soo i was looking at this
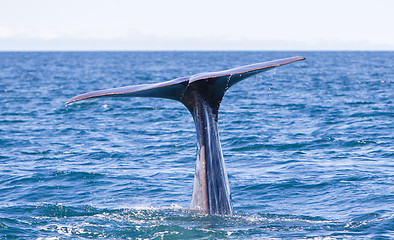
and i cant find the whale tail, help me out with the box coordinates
[66,57,305,107]
[66,56,305,215]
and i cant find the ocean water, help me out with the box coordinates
[0,51,393,239]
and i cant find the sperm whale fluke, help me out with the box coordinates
[66,56,305,215]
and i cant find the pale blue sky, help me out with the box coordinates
[1,0,393,50]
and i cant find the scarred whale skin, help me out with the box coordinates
[66,56,305,215]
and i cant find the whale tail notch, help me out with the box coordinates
[66,56,305,216]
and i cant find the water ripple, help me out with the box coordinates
[0,51,393,239]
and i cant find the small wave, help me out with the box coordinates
[1,203,392,239]
[341,139,377,147]
[349,111,393,118]
[345,101,375,106]
[230,142,309,152]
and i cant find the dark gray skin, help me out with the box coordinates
[66,56,305,216]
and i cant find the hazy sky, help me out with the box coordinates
[1,0,393,50]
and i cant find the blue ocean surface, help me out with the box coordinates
[0,51,393,239]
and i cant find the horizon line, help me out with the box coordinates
[1,49,393,52]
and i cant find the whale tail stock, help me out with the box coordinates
[66,56,305,215]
